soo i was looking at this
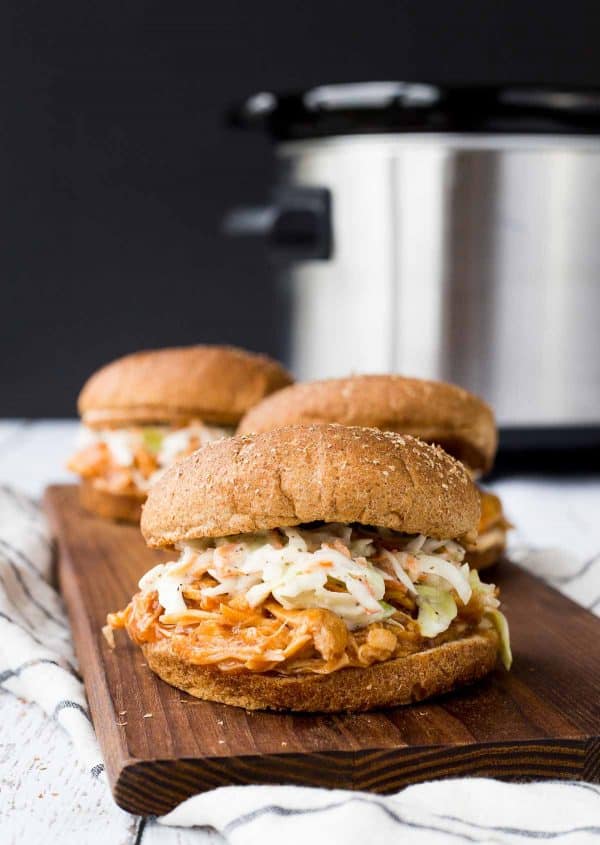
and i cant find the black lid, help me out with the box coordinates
[230,82,600,140]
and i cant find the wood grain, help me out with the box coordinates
[45,484,600,816]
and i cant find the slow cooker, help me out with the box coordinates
[225,82,600,444]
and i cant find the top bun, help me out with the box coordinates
[78,345,292,427]
[141,423,480,548]
[238,375,496,474]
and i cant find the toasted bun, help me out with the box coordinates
[78,345,292,427]
[79,479,143,523]
[141,424,480,548]
[142,631,498,711]
[238,375,497,474]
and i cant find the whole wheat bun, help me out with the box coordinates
[141,424,480,548]
[79,478,144,523]
[142,631,498,712]
[238,375,497,474]
[78,345,292,428]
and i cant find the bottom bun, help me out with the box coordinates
[142,632,498,712]
[79,478,144,523]
[465,543,505,571]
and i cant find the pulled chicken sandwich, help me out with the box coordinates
[106,424,511,711]
[68,345,292,521]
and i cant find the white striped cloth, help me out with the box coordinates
[161,780,600,843]
[0,486,104,778]
[2,480,600,845]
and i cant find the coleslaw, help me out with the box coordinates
[71,421,233,492]
[135,522,511,666]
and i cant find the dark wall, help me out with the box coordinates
[5,0,600,415]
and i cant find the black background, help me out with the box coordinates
[5,0,600,416]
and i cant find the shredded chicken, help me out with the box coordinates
[69,442,112,479]
[68,441,157,495]
[107,522,504,675]
[68,422,231,495]
[108,579,478,675]
[356,625,398,664]
[478,489,512,534]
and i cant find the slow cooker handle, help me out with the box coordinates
[223,186,331,260]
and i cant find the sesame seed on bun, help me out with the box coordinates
[141,423,480,548]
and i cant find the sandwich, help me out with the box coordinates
[106,424,511,712]
[68,345,292,521]
[238,375,511,569]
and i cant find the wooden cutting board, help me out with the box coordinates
[45,484,600,816]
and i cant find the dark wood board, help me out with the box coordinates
[45,484,600,816]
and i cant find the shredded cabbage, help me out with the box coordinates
[380,549,417,595]
[415,555,472,604]
[415,585,458,637]
[142,428,164,454]
[103,430,136,467]
[241,534,390,629]
[72,422,233,494]
[136,523,509,658]
[469,569,500,610]
[486,608,512,670]
[79,422,232,479]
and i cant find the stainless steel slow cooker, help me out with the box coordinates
[225,83,600,437]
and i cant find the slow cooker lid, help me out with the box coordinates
[231,82,600,140]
